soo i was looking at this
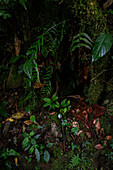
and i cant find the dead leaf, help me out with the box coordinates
[72,121,79,128]
[14,157,19,166]
[24,120,32,125]
[93,118,101,134]
[95,144,104,150]
[87,107,93,115]
[22,124,26,132]
[76,130,83,136]
[49,112,56,115]
[11,112,24,119]
[33,82,45,89]
[105,135,112,140]
[14,33,21,56]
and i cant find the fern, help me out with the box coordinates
[41,64,53,96]
[19,21,66,91]
[68,154,81,168]
[70,32,92,54]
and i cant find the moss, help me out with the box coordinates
[6,64,24,89]
[89,79,104,104]
[51,150,74,170]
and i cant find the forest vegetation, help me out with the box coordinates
[0,0,113,169]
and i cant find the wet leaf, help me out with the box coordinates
[34,134,41,139]
[35,148,40,162]
[22,137,29,149]
[44,150,50,163]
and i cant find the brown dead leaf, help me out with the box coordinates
[105,135,112,140]
[33,82,45,89]
[24,120,33,125]
[49,112,56,115]
[95,144,104,150]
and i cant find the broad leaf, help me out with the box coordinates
[43,98,51,103]
[30,115,36,123]
[44,150,50,163]
[92,33,113,62]
[52,92,58,101]
[46,143,54,148]
[35,148,40,162]
[31,138,36,145]
[34,134,41,139]
[22,137,29,149]
[30,131,35,137]
[29,147,34,154]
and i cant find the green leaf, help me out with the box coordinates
[19,0,27,10]
[79,37,92,46]
[43,103,51,108]
[55,101,60,108]
[92,33,113,62]
[31,138,36,145]
[24,143,31,151]
[44,150,50,163]
[22,132,29,138]
[29,147,34,154]
[46,143,54,148]
[22,137,29,149]
[35,148,40,162]
[9,149,20,156]
[43,98,51,103]
[52,92,58,101]
[61,99,67,107]
[36,125,43,129]
[30,131,35,137]
[9,55,20,64]
[34,134,41,139]
[30,115,36,123]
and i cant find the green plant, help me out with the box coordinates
[70,32,92,54]
[0,148,19,169]
[68,154,81,168]
[43,92,60,110]
[92,33,113,62]
[41,64,53,96]
[59,99,71,115]
[22,115,51,163]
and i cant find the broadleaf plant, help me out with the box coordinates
[92,33,113,62]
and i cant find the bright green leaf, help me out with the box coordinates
[30,115,36,123]
[30,131,35,137]
[29,147,34,154]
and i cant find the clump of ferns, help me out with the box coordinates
[19,21,66,99]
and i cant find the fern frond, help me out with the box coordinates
[70,32,93,54]
[69,154,81,168]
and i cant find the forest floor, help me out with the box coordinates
[0,88,113,170]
